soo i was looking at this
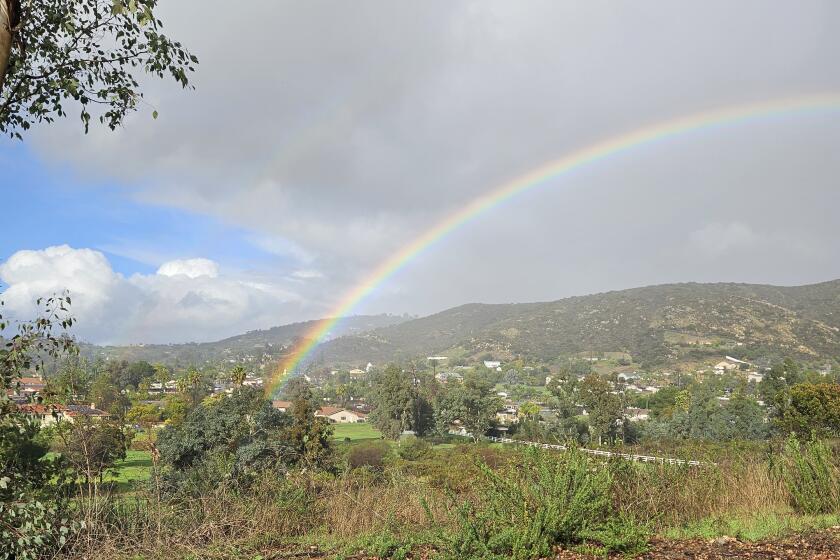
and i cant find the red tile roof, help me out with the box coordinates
[16,403,66,415]
[316,406,344,417]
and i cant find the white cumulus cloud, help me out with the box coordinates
[0,246,307,345]
[157,258,219,278]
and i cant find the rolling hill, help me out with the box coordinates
[305,280,840,367]
[80,314,411,367]
[80,280,840,369]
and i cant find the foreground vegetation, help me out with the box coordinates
[3,301,839,560]
[51,435,840,560]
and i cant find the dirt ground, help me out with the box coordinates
[555,526,840,559]
[259,527,840,559]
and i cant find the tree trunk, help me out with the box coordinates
[0,0,17,92]
[0,3,11,92]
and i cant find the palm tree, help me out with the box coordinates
[230,365,247,387]
[335,383,348,407]
[186,367,201,389]
[519,401,541,421]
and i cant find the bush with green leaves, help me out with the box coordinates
[347,441,390,471]
[1,297,78,559]
[397,436,432,461]
[776,435,839,514]
[579,512,650,556]
[156,386,335,495]
[442,446,624,560]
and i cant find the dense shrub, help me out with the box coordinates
[579,512,651,556]
[776,435,840,514]
[397,436,432,461]
[441,446,621,560]
[347,441,390,471]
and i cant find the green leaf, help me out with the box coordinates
[152,110,159,120]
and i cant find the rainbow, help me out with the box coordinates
[267,93,840,396]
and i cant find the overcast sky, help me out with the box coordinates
[3,1,840,344]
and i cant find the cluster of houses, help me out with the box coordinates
[145,374,265,396]
[6,375,110,425]
[14,403,110,426]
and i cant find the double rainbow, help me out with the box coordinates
[267,93,840,396]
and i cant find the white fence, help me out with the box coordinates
[485,436,708,467]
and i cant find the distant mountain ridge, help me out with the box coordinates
[304,280,840,367]
[81,280,840,369]
[80,314,411,366]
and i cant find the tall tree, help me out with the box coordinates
[760,359,803,403]
[285,382,333,470]
[579,374,623,445]
[1,0,196,138]
[369,364,415,440]
[435,370,500,442]
[55,417,127,488]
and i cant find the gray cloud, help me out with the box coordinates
[25,0,840,336]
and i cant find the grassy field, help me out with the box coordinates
[331,422,382,441]
[105,450,153,492]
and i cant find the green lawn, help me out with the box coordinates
[105,450,153,492]
[331,422,382,441]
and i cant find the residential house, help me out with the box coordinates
[16,403,109,425]
[65,404,110,421]
[725,356,750,366]
[625,407,650,422]
[242,377,263,388]
[16,403,68,426]
[16,376,46,397]
[271,400,293,412]
[316,407,367,423]
[495,406,518,425]
[714,361,737,373]
[746,371,764,383]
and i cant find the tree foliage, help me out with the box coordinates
[1,0,197,138]
[369,364,416,440]
[435,370,500,441]
[156,386,334,492]
[579,374,623,445]
[0,297,77,559]
[774,383,840,438]
[284,382,333,470]
[54,416,128,485]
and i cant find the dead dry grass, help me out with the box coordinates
[64,445,827,559]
